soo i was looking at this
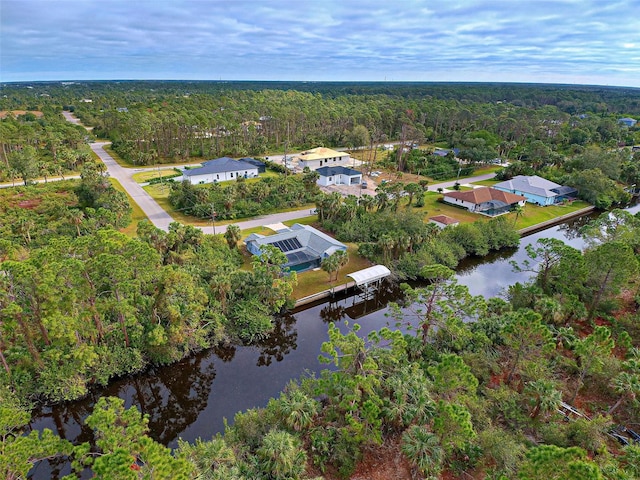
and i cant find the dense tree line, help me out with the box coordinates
[3,81,638,168]
[314,190,520,278]
[0,108,92,183]
[168,170,320,220]
[0,220,296,403]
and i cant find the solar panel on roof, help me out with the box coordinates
[272,237,302,253]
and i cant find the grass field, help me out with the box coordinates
[131,169,181,182]
[143,183,211,226]
[511,200,591,229]
[144,181,316,227]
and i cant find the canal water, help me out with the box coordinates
[27,206,637,478]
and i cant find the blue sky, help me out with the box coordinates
[2,0,639,87]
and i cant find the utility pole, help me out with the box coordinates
[283,121,290,177]
[210,203,216,235]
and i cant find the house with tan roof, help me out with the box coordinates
[442,187,526,216]
[429,215,460,228]
[294,147,351,171]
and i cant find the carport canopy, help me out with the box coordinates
[347,265,391,287]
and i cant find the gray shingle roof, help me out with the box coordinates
[493,175,564,198]
[183,157,257,176]
[245,224,346,267]
[316,166,362,177]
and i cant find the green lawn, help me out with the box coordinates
[144,182,317,227]
[470,179,499,187]
[103,145,212,170]
[143,183,211,226]
[132,169,181,183]
[411,191,489,224]
[511,201,591,229]
[291,243,373,300]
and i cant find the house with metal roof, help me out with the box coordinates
[493,175,577,206]
[182,157,259,184]
[619,118,637,128]
[442,187,526,216]
[294,147,351,171]
[316,166,363,187]
[245,224,347,272]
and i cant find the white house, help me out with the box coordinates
[182,157,259,184]
[294,147,351,171]
[316,166,363,187]
[429,215,459,229]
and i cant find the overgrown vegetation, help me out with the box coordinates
[2,80,640,479]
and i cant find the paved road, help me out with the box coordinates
[428,172,497,190]
[61,112,317,233]
[201,208,318,235]
[90,142,177,231]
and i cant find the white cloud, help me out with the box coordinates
[1,0,639,86]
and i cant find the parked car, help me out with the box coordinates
[361,181,368,189]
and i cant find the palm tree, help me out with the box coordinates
[321,254,339,283]
[512,203,525,227]
[401,426,444,478]
[358,193,375,213]
[223,224,241,250]
[333,250,349,281]
[524,379,562,420]
[257,430,307,480]
[608,371,640,415]
[278,389,318,432]
[66,208,85,237]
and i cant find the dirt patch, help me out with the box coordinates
[0,110,44,119]
[349,435,412,480]
[17,199,41,209]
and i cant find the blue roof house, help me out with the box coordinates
[619,118,637,127]
[245,224,347,273]
[493,175,577,206]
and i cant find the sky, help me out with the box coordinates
[2,0,640,87]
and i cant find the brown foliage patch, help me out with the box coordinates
[16,199,41,209]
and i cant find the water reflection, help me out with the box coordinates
[256,314,298,367]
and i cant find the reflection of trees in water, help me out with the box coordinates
[111,353,216,445]
[455,247,518,275]
[214,343,237,362]
[29,353,216,477]
[556,212,599,241]
[255,313,298,367]
[320,301,347,323]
